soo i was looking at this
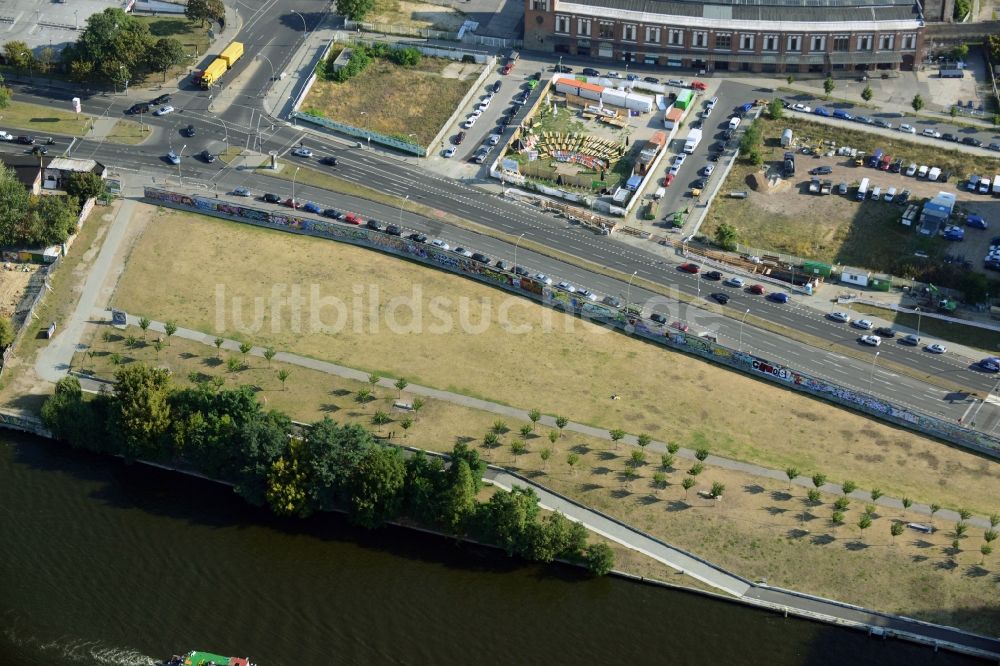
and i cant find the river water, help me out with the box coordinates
[0,432,987,666]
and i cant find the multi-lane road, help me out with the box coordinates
[4,11,999,437]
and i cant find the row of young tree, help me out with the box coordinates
[0,167,107,247]
[40,364,615,575]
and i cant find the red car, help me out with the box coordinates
[671,321,689,332]
[501,62,513,75]
[663,173,675,187]
[283,198,301,209]
[749,284,766,295]
[344,213,363,225]
[690,80,708,91]
[679,263,700,274]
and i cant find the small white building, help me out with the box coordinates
[839,266,871,287]
[43,157,106,191]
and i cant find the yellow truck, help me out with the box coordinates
[197,41,244,89]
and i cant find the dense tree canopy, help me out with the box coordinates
[0,166,31,246]
[65,172,108,201]
[62,8,155,83]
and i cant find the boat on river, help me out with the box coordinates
[164,650,256,666]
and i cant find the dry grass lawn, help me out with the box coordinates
[303,52,480,146]
[109,208,1000,517]
[73,328,1000,635]
[0,100,93,137]
[368,0,468,31]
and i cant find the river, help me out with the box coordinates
[0,432,988,666]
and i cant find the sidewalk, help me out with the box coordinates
[99,312,994,529]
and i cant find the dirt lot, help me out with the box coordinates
[701,114,1000,278]
[74,328,1000,635]
[368,0,468,31]
[109,208,1000,515]
[304,49,480,146]
[0,264,38,321]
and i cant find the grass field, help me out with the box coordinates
[303,52,479,146]
[110,208,1000,513]
[0,101,93,137]
[73,324,1000,634]
[135,16,210,85]
[105,119,150,145]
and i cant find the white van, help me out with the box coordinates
[994,175,1000,195]
[928,167,941,181]
[728,116,741,131]
[917,165,929,178]
[856,177,869,200]
[871,186,882,200]
[979,176,993,194]
[884,187,896,202]
[706,96,719,110]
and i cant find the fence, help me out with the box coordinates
[140,186,1000,459]
[344,20,457,42]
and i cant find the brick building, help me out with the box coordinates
[524,0,926,73]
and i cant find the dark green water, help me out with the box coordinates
[0,432,988,666]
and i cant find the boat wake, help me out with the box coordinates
[3,616,156,666]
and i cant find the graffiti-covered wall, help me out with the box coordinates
[142,187,1000,459]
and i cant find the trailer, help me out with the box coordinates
[196,41,244,89]
[901,203,919,227]
[781,129,793,148]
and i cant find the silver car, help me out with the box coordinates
[828,311,851,323]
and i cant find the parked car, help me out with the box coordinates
[854,115,874,125]
[690,80,708,91]
[704,270,723,281]
[534,273,553,285]
[809,166,833,175]
[873,119,893,129]
[813,107,831,117]
[453,247,473,258]
[962,136,983,147]
[556,281,576,292]
[925,343,947,354]
[791,103,812,113]
[283,198,301,209]
[768,292,789,303]
[748,284,766,295]
[942,133,959,143]
[200,150,217,163]
[723,276,745,288]
[602,295,622,307]
[832,109,854,121]
[262,193,282,204]
[232,186,251,197]
[898,123,916,134]
[711,292,730,304]
[852,319,874,330]
[581,67,601,77]
[921,128,941,138]
[643,76,659,84]
[966,214,988,229]
[344,213,363,225]
[442,146,456,158]
[701,164,715,176]
[470,252,491,263]
[828,311,851,323]
[900,334,920,345]
[495,259,512,271]
[431,239,450,250]
[650,313,667,325]
[408,233,428,243]
[323,208,343,219]
[679,263,700,274]
[302,202,322,214]
[859,335,882,346]
[671,321,689,332]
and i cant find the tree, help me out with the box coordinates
[266,452,310,517]
[951,43,969,61]
[584,542,615,576]
[864,503,876,518]
[823,76,834,98]
[411,397,425,419]
[841,480,857,496]
[785,466,799,489]
[890,521,905,544]
[519,424,532,438]
[239,342,252,366]
[981,544,993,565]
[164,321,177,345]
[713,223,738,251]
[64,8,154,84]
[984,530,998,544]
[609,428,625,449]
[185,0,215,26]
[137,317,151,339]
[660,453,674,470]
[481,486,540,557]
[811,473,827,490]
[911,94,924,113]
[400,416,413,437]
[870,488,883,502]
[0,166,31,246]
[806,489,821,505]
[652,471,667,495]
[695,447,709,462]
[861,85,873,102]
[681,477,695,497]
[566,452,580,475]
[687,462,704,477]
[343,444,406,528]
[356,387,372,405]
[66,171,108,201]
[394,377,408,397]
[547,430,558,446]
[539,447,552,471]
[786,75,794,85]
[528,408,541,429]
[37,46,55,76]
[991,514,1000,529]
[371,409,390,432]
[767,98,783,119]
[152,340,163,358]
[109,363,172,461]
[637,433,651,449]
[0,317,14,350]
[0,80,9,109]
[667,442,680,455]
[483,431,499,451]
[491,420,508,436]
[511,439,527,463]
[555,415,568,435]
[929,503,941,523]
[959,272,990,304]
[831,511,845,531]
[214,336,224,357]
[958,507,972,521]
[110,352,122,366]
[263,347,277,366]
[833,496,850,511]
[148,37,186,80]
[226,356,241,373]
[857,515,872,542]
[954,522,968,538]
[709,481,725,500]
[629,449,645,468]
[336,0,376,21]
[125,334,137,349]
[901,497,912,516]
[4,41,34,76]
[368,373,380,392]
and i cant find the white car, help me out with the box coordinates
[673,153,687,166]
[534,273,553,285]
[442,146,456,158]
[905,163,917,176]
[723,276,745,288]
[488,134,501,146]
[453,247,473,258]
[431,239,450,250]
[0,131,12,141]
[232,186,251,196]
[605,71,622,79]
[701,165,715,176]
[666,79,685,87]
[899,124,916,134]
[926,343,947,354]
[828,311,851,323]
[791,103,812,113]
[577,289,598,301]
[166,151,181,165]
[291,147,313,157]
[556,281,576,293]
[462,117,477,129]
[153,105,174,116]
[470,108,483,118]
[852,319,874,330]
[860,335,882,347]
[922,128,941,138]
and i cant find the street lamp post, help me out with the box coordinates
[291,10,308,34]
[626,270,638,307]
[914,306,922,343]
[514,232,525,272]
[738,308,750,352]
[399,194,408,227]
[177,144,186,181]
[868,351,880,395]
[292,166,300,206]
[256,54,275,82]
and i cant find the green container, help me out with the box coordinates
[802,261,833,278]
